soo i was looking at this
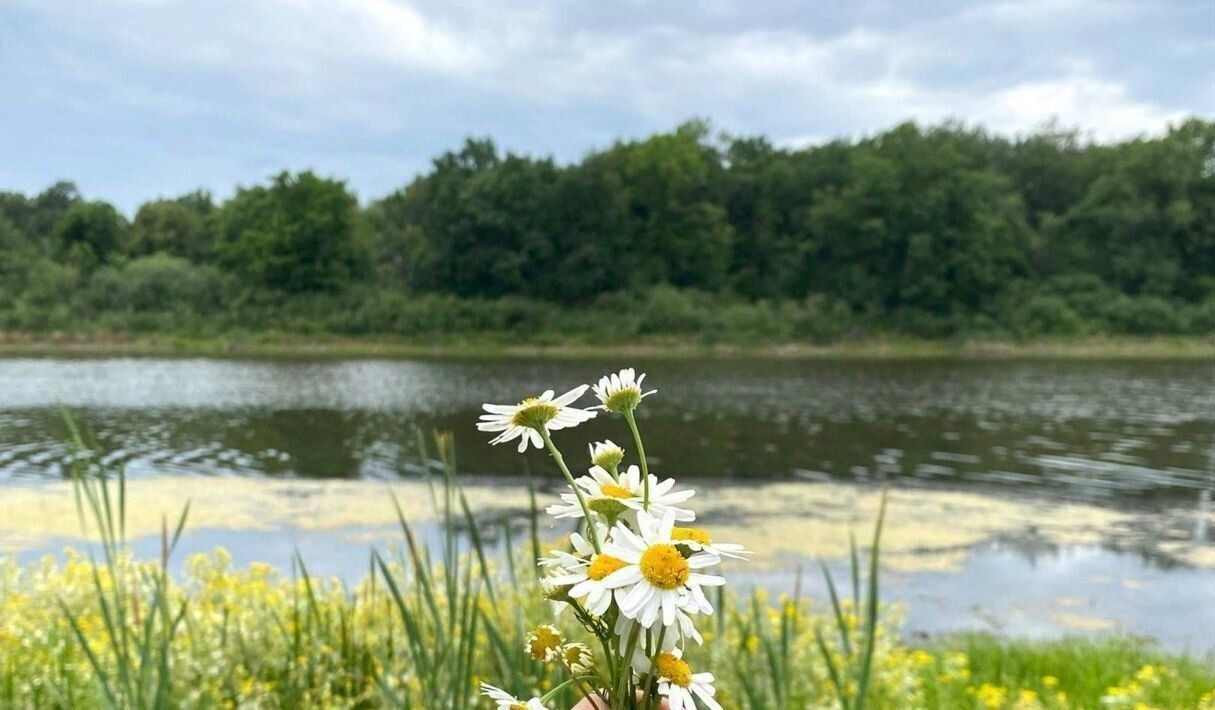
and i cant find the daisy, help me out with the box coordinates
[537,532,594,571]
[670,526,749,561]
[633,648,721,710]
[599,510,724,628]
[524,624,565,662]
[480,683,549,710]
[560,642,595,674]
[588,439,625,470]
[538,534,593,613]
[546,465,695,522]
[477,385,597,453]
[591,368,656,413]
[614,606,703,653]
[545,547,628,616]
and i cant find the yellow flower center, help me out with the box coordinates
[599,483,634,499]
[526,625,564,661]
[509,704,528,710]
[511,397,559,430]
[654,652,693,687]
[587,554,628,581]
[563,644,593,669]
[671,527,712,545]
[639,544,690,590]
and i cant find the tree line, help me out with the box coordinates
[1,118,1213,341]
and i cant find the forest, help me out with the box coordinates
[1,119,1213,343]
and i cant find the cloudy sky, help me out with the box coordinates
[2,0,1211,212]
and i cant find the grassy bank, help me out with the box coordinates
[5,547,1212,709]
[0,331,1211,360]
[3,429,1212,709]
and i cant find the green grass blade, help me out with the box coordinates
[852,489,888,710]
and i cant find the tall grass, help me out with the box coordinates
[0,421,1210,708]
[60,414,191,708]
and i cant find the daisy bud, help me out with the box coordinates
[591,368,656,414]
[588,440,625,470]
[540,578,573,603]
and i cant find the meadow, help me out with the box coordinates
[1,427,1211,709]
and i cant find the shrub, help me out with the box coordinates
[1099,294,1186,335]
[1009,294,1087,337]
[86,253,222,315]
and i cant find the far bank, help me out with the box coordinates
[0,332,1211,360]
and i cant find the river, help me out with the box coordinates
[0,356,1211,651]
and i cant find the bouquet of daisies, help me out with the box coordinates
[477,368,747,710]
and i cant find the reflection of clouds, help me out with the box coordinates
[0,476,538,553]
[692,483,1133,572]
[1160,541,1215,568]
[7,476,1210,573]
[1048,611,1117,632]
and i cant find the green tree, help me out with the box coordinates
[802,124,1031,330]
[130,191,216,262]
[219,172,368,292]
[1049,120,1215,300]
[0,181,82,257]
[545,122,733,300]
[54,201,129,268]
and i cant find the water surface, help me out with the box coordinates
[0,357,1210,505]
[1,356,1212,651]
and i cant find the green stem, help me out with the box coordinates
[640,626,668,710]
[540,675,598,703]
[540,428,602,553]
[572,600,616,681]
[559,660,597,709]
[623,410,650,510]
[617,621,643,710]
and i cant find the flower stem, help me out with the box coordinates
[623,410,650,510]
[617,621,643,709]
[639,626,668,710]
[540,427,602,553]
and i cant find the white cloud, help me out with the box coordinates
[979,74,1189,140]
[1,0,1209,209]
[280,0,489,75]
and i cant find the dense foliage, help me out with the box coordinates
[2,119,1213,341]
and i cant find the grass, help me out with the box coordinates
[0,426,1211,708]
[927,634,1215,708]
[0,331,1211,360]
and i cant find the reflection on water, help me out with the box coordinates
[0,357,1211,505]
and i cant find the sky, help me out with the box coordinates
[1,0,1212,213]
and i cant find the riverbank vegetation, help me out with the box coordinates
[2,427,1211,708]
[5,547,1212,709]
[2,119,1213,344]
[0,331,1210,360]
